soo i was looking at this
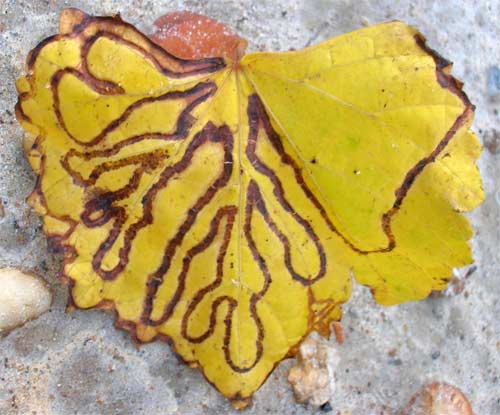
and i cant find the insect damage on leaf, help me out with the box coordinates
[15,8,483,407]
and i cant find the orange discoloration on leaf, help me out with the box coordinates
[332,322,344,345]
[151,11,247,60]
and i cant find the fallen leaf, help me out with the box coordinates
[15,9,483,405]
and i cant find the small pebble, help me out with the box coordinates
[401,382,474,415]
[483,129,499,154]
[487,66,500,96]
[288,333,339,406]
[0,268,52,333]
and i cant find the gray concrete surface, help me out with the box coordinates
[0,1,498,414]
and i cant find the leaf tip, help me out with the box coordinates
[59,8,88,34]
[231,397,252,410]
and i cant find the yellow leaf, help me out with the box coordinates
[15,9,483,406]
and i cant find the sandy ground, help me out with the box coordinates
[0,1,498,414]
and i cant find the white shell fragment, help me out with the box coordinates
[0,268,52,333]
[288,332,340,406]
